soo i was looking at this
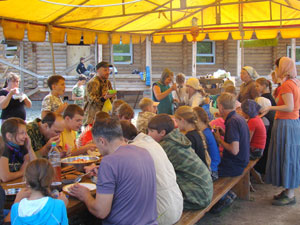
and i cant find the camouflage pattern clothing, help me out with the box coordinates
[41,94,63,113]
[159,128,213,210]
[72,84,85,108]
[136,111,156,134]
[26,118,47,158]
[83,75,115,125]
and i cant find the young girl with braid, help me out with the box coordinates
[174,106,210,168]
[193,106,221,181]
[10,159,68,225]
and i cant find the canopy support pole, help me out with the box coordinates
[146,36,152,97]
[237,40,242,77]
[110,37,116,89]
[291,38,296,62]
[192,41,197,77]
[98,44,103,62]
[48,25,56,74]
[19,41,24,92]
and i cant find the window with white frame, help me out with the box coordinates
[5,44,18,58]
[113,41,132,64]
[287,46,300,65]
[196,40,215,64]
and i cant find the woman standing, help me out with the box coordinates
[0,72,31,121]
[153,68,177,115]
[263,57,300,206]
[238,66,260,102]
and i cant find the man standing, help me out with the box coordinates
[83,61,116,125]
[26,112,65,158]
[69,118,158,225]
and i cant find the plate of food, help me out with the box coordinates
[61,155,99,172]
[63,183,96,194]
[87,149,101,157]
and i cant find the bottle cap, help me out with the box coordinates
[51,142,56,147]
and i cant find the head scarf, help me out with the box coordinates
[242,66,259,80]
[241,99,261,118]
[277,57,297,80]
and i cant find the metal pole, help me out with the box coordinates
[192,41,197,77]
[19,41,24,92]
[291,38,296,62]
[146,36,152,97]
[109,37,116,89]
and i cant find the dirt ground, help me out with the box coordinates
[197,183,300,225]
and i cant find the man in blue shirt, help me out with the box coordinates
[212,92,250,213]
[214,92,250,177]
[69,118,158,225]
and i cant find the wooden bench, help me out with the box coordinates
[175,159,259,225]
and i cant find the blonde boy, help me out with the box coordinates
[136,98,159,133]
[60,104,96,155]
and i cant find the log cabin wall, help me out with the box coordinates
[1,24,300,103]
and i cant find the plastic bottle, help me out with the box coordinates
[48,142,62,183]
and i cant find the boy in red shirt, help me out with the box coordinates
[241,99,266,160]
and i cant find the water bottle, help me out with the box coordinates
[48,142,62,184]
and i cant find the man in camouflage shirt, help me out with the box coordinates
[147,114,213,210]
[83,62,116,125]
[26,112,65,158]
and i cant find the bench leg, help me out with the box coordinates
[232,171,250,200]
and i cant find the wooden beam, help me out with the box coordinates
[0,58,44,79]
[111,1,171,32]
[50,0,92,24]
[180,0,186,9]
[2,46,20,79]
[150,7,204,35]
[54,0,267,25]
[122,0,125,15]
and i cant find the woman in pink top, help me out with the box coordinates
[262,57,300,206]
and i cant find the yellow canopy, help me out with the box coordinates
[1,0,300,42]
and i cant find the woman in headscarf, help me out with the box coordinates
[262,57,300,206]
[152,68,177,115]
[238,66,260,102]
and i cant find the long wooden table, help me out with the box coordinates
[2,175,94,216]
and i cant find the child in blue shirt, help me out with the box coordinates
[10,159,68,225]
[194,106,221,181]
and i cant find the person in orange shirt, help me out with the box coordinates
[262,57,300,206]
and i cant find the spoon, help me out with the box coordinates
[74,171,92,183]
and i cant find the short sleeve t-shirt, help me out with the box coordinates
[97,145,158,225]
[2,144,28,172]
[41,94,63,113]
[218,111,250,177]
[275,80,300,119]
[0,89,26,120]
[59,129,77,152]
[248,116,266,149]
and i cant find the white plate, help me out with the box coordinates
[63,183,96,194]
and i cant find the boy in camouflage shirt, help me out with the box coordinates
[148,114,213,210]
[136,98,159,133]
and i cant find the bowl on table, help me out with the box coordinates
[61,155,99,172]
